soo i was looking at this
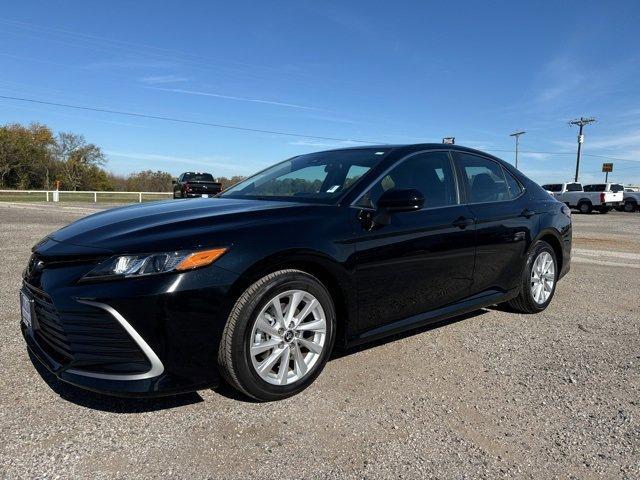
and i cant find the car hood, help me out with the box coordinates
[43,197,308,255]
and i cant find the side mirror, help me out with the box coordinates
[377,188,424,212]
[374,188,424,225]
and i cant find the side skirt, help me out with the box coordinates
[347,288,519,347]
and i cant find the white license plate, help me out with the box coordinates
[20,291,33,330]
[202,194,209,198]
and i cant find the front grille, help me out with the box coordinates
[24,283,151,375]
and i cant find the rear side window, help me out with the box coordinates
[584,184,605,192]
[566,183,583,192]
[611,184,624,192]
[542,184,562,192]
[456,154,510,203]
[504,169,523,198]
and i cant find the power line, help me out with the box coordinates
[0,94,638,167]
[0,94,379,144]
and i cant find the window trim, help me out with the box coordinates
[452,151,525,205]
[350,149,461,211]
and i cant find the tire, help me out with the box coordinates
[578,201,592,214]
[506,241,558,314]
[599,206,610,214]
[624,201,638,213]
[218,269,336,401]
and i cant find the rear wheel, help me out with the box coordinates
[624,201,638,212]
[506,241,558,313]
[218,269,335,401]
[578,201,592,214]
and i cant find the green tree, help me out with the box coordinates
[0,123,55,188]
[54,132,106,190]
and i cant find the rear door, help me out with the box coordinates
[352,150,476,333]
[452,152,532,296]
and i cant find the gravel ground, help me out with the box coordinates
[0,202,638,479]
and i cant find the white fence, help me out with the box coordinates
[0,189,172,203]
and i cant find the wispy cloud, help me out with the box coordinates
[138,75,189,85]
[149,87,320,111]
[105,150,256,172]
[84,60,176,70]
[288,139,359,148]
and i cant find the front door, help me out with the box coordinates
[352,150,476,334]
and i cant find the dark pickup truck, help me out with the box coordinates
[173,172,223,198]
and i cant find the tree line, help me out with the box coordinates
[0,123,245,192]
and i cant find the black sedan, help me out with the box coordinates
[20,144,571,401]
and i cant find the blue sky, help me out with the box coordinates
[1,1,639,185]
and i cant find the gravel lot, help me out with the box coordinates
[0,202,638,479]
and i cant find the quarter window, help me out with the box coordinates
[504,169,523,199]
[457,154,510,203]
[356,151,457,209]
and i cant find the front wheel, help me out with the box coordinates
[218,269,335,401]
[506,241,558,313]
[624,201,638,213]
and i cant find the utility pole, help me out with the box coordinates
[569,117,596,182]
[509,131,526,169]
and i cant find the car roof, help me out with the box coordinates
[318,143,504,158]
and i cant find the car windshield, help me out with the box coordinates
[220,148,390,203]
[184,173,214,182]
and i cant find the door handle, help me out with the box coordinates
[520,208,536,219]
[452,216,474,229]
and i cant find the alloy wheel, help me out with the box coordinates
[249,290,327,386]
[530,251,555,304]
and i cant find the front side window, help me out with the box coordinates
[355,151,458,209]
[221,148,389,203]
[611,184,624,192]
[457,153,510,203]
[566,183,583,192]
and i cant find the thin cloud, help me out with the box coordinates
[84,60,176,70]
[105,150,255,172]
[149,87,321,111]
[288,139,359,148]
[139,75,189,85]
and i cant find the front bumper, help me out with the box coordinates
[22,262,239,397]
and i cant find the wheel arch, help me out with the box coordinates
[228,249,353,348]
[532,228,564,275]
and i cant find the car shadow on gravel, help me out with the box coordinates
[28,351,204,413]
[212,309,489,403]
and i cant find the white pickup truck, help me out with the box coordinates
[616,188,640,212]
[541,182,624,214]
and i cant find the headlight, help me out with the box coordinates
[81,248,227,281]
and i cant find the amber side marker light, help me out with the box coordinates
[175,248,228,271]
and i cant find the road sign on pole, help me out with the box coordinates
[602,163,613,182]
